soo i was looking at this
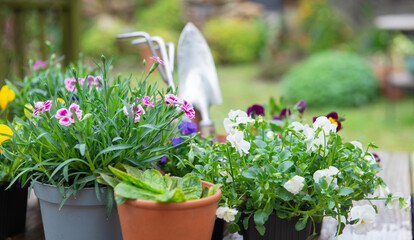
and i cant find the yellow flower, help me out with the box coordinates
[56,98,65,104]
[0,85,16,110]
[0,124,13,155]
[24,103,34,119]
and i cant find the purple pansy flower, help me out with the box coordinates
[247,104,265,118]
[272,108,291,120]
[159,156,168,165]
[178,121,198,135]
[295,100,307,114]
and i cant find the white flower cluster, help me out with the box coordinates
[284,175,305,195]
[289,116,337,156]
[313,166,340,186]
[224,110,253,156]
[350,141,377,165]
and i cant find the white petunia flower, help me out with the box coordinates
[313,166,340,185]
[216,207,238,222]
[373,185,390,198]
[290,121,305,132]
[223,109,254,134]
[350,205,376,234]
[223,118,235,134]
[284,175,305,195]
[313,116,337,134]
[227,130,250,156]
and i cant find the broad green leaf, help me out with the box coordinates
[242,167,260,179]
[164,175,178,192]
[337,187,354,196]
[180,174,202,199]
[109,166,163,193]
[114,182,157,201]
[255,224,266,236]
[99,173,120,188]
[254,139,267,148]
[276,187,294,201]
[254,210,269,225]
[207,184,221,197]
[141,169,166,192]
[277,161,293,172]
[122,164,143,179]
[74,143,86,156]
[295,215,308,231]
[228,223,240,233]
[155,188,187,202]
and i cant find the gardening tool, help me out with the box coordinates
[177,22,223,138]
[117,32,175,89]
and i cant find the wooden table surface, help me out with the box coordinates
[8,152,414,240]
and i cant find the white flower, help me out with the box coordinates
[373,185,390,198]
[313,116,337,134]
[216,207,238,222]
[284,175,305,195]
[350,141,364,151]
[387,192,410,211]
[223,109,254,134]
[313,166,339,185]
[290,121,305,132]
[226,130,250,156]
[266,131,274,140]
[350,205,376,234]
[364,153,377,164]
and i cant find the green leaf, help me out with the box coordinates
[254,210,269,226]
[179,174,202,199]
[99,173,120,188]
[295,215,309,231]
[93,144,133,162]
[242,166,260,179]
[109,166,163,194]
[122,164,143,179]
[141,169,166,192]
[337,187,354,196]
[243,215,250,230]
[277,161,293,172]
[228,223,240,233]
[278,150,292,161]
[114,182,157,201]
[155,188,187,202]
[255,224,266,236]
[207,184,221,197]
[164,175,178,192]
[276,187,294,201]
[254,139,267,148]
[74,144,86,156]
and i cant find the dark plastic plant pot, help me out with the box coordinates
[0,182,28,240]
[242,212,312,240]
[33,182,122,240]
[211,218,225,240]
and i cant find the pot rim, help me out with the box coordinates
[120,180,221,210]
[33,180,98,190]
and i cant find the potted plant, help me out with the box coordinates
[1,56,196,239]
[100,164,221,240]
[183,101,410,239]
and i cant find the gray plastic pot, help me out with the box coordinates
[33,182,122,240]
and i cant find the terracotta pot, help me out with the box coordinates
[117,180,221,240]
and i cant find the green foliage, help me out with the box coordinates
[203,18,267,64]
[295,0,352,53]
[1,57,187,206]
[136,0,184,32]
[101,164,219,203]
[282,51,379,107]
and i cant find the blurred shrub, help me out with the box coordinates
[295,0,352,53]
[282,51,379,107]
[136,0,184,32]
[82,16,126,57]
[203,18,267,64]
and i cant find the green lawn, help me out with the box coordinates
[115,61,414,152]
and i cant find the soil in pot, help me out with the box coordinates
[0,182,28,239]
[242,212,312,240]
[117,180,221,240]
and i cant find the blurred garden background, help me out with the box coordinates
[1,0,414,151]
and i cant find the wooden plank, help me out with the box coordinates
[0,0,66,9]
[320,151,412,240]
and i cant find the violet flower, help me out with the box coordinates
[273,108,291,120]
[295,100,307,114]
[178,121,197,135]
[150,56,165,66]
[158,156,168,165]
[32,60,48,70]
[247,104,265,118]
[171,137,183,146]
[313,112,343,132]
